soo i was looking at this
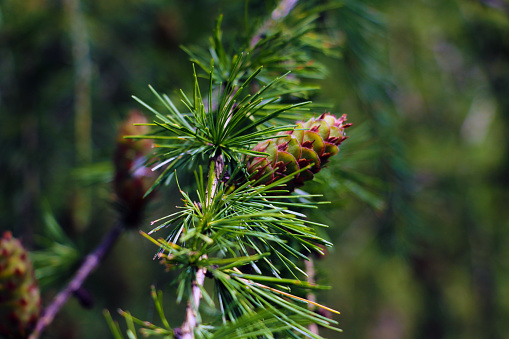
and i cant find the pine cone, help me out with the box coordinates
[247,113,351,191]
[0,231,41,339]
[114,110,156,227]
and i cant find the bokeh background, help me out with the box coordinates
[2,0,509,338]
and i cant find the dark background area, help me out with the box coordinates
[1,0,509,338]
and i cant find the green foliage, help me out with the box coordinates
[31,203,81,289]
[133,169,339,337]
[6,0,508,338]
[148,169,329,273]
[130,65,308,194]
[103,286,174,339]
[183,6,339,93]
[103,2,350,338]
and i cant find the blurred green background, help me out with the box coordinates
[2,0,509,338]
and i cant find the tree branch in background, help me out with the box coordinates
[479,0,509,15]
[29,221,125,339]
[250,0,299,47]
[29,109,154,338]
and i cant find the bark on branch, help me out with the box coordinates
[250,0,299,47]
[29,222,125,339]
[178,154,224,339]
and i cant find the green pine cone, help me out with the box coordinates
[0,231,41,339]
[247,113,351,191]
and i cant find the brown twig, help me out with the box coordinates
[250,0,299,48]
[29,222,125,339]
[180,265,207,339]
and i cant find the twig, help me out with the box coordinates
[210,153,225,200]
[180,265,207,339]
[29,221,125,339]
[178,2,299,336]
[479,0,509,15]
[178,154,224,339]
[250,0,299,48]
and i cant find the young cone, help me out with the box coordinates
[247,113,351,191]
[0,231,41,339]
[113,110,156,227]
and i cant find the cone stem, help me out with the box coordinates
[29,221,125,339]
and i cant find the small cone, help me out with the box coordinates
[113,110,156,227]
[247,113,351,191]
[0,231,41,339]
